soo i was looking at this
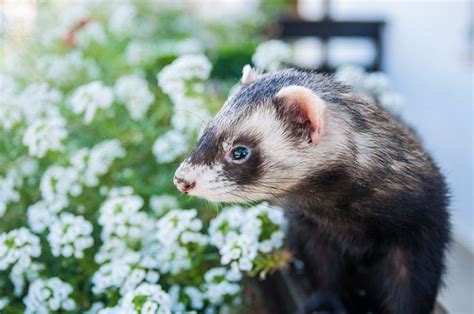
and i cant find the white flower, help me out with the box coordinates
[119,283,172,314]
[192,0,260,26]
[22,115,67,158]
[47,213,94,258]
[98,193,152,243]
[114,75,155,120]
[92,252,158,296]
[108,186,134,197]
[157,54,212,103]
[0,297,8,310]
[219,233,258,271]
[208,206,246,248]
[108,3,136,38]
[157,55,212,136]
[92,255,136,295]
[24,277,76,314]
[252,40,293,72]
[203,267,240,305]
[168,285,185,313]
[0,74,22,130]
[0,81,62,130]
[171,104,210,135]
[149,194,179,216]
[243,202,287,253]
[27,198,68,233]
[97,307,120,314]
[363,72,390,94]
[0,174,20,217]
[174,38,204,55]
[0,73,18,95]
[76,21,107,48]
[59,3,89,30]
[69,81,114,124]
[125,41,157,66]
[334,65,366,90]
[379,92,404,113]
[0,228,41,271]
[0,92,22,130]
[70,140,126,187]
[17,83,62,124]
[36,51,101,87]
[15,156,39,178]
[152,130,188,163]
[40,165,82,203]
[335,66,403,113]
[10,261,42,297]
[208,203,286,270]
[121,268,147,297]
[155,242,192,275]
[85,302,105,314]
[94,238,130,264]
[156,209,206,246]
[184,286,205,310]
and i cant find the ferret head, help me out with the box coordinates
[174,66,351,203]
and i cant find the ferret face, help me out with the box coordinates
[174,67,339,203]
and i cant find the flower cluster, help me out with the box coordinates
[158,54,212,132]
[69,80,114,124]
[0,228,41,271]
[114,74,155,120]
[209,204,287,271]
[157,54,212,104]
[23,114,68,158]
[36,51,101,87]
[24,277,76,314]
[152,130,189,164]
[27,199,67,233]
[47,213,94,258]
[335,65,404,113]
[98,190,152,244]
[70,139,126,187]
[91,251,160,296]
[0,173,20,217]
[154,209,208,275]
[252,40,293,72]
[149,194,179,216]
[108,283,172,314]
[0,228,42,296]
[203,267,241,305]
[151,54,214,165]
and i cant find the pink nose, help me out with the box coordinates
[174,176,196,194]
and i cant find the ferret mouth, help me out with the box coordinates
[187,187,265,203]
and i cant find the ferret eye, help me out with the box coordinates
[229,146,251,163]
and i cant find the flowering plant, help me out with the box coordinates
[0,1,290,313]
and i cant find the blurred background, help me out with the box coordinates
[1,0,472,313]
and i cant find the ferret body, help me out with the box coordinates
[174,67,450,313]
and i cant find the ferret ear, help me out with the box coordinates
[241,64,259,84]
[275,85,327,144]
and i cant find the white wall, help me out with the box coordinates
[302,0,474,250]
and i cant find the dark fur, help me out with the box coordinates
[184,69,451,313]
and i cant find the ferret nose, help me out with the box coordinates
[173,176,196,194]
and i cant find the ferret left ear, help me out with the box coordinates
[241,65,259,84]
[275,85,326,144]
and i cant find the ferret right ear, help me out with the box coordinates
[241,65,259,84]
[275,85,327,144]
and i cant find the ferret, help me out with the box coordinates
[174,66,450,314]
